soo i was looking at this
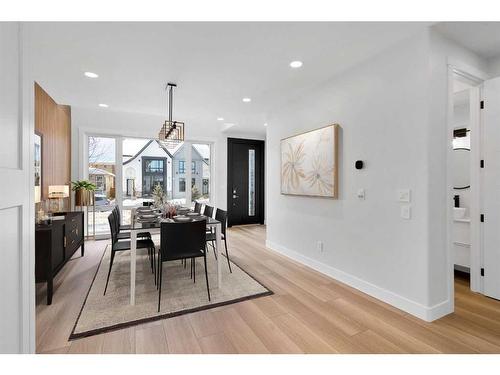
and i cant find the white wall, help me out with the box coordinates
[266,31,434,318]
[265,29,491,321]
[487,54,500,78]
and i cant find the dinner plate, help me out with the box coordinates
[138,214,157,219]
[186,212,200,216]
[173,216,192,222]
[137,218,159,223]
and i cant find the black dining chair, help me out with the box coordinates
[206,208,232,273]
[104,213,156,295]
[113,206,151,241]
[114,206,131,230]
[157,219,210,312]
[203,205,214,218]
[194,201,202,214]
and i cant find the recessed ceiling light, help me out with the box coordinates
[242,97,251,103]
[264,123,268,127]
[217,117,224,121]
[290,61,303,68]
[84,71,99,78]
[98,103,109,108]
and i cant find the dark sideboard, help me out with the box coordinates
[35,211,84,305]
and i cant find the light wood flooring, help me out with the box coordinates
[36,225,500,354]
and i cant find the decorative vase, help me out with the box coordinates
[75,189,94,206]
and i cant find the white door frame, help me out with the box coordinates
[446,59,489,304]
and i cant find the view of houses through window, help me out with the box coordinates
[87,136,212,235]
[87,136,116,235]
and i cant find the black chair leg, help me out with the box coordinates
[156,251,161,290]
[157,259,163,312]
[152,246,157,285]
[104,250,115,295]
[224,238,232,273]
[150,246,154,272]
[190,258,193,279]
[203,254,211,301]
[193,258,196,283]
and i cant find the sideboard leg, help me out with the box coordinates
[47,276,53,305]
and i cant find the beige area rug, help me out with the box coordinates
[70,244,272,339]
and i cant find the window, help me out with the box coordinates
[145,159,164,173]
[93,175,105,193]
[202,178,209,195]
[248,149,255,216]
[142,158,167,197]
[85,136,212,235]
[179,160,185,174]
[122,138,177,224]
[191,143,211,205]
[87,136,116,236]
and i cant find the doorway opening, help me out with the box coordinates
[448,68,483,300]
[227,138,265,226]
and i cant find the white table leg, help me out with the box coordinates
[215,223,222,288]
[130,230,137,305]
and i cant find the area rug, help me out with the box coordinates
[70,244,272,339]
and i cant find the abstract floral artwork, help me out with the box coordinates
[281,124,338,198]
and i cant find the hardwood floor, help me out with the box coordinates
[36,225,500,354]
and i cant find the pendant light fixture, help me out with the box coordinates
[158,82,185,143]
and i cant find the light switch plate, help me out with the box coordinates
[357,188,365,200]
[398,189,411,202]
[401,205,411,219]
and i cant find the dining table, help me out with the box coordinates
[128,207,223,305]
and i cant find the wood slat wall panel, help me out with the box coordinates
[34,83,71,207]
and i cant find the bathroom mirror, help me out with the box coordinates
[452,147,470,189]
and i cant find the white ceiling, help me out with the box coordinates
[434,22,500,59]
[26,22,429,135]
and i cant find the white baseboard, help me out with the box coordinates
[265,240,453,322]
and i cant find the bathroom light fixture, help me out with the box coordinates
[242,97,251,103]
[290,61,303,68]
[98,103,109,108]
[217,117,224,121]
[84,72,99,78]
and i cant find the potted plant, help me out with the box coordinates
[71,180,96,207]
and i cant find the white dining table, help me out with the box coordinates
[128,208,223,305]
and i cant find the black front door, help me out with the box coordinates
[227,138,264,226]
